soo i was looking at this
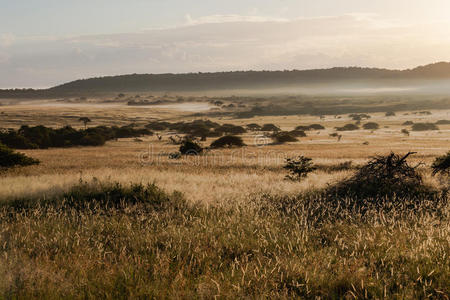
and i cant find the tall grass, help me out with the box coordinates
[0,180,448,298]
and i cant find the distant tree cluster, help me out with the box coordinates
[146,120,246,138]
[0,125,153,149]
[295,124,325,131]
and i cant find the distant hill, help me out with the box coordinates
[2,62,450,97]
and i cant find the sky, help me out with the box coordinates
[1,0,450,88]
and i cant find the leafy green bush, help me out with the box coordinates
[0,143,39,168]
[210,135,245,148]
[284,156,316,181]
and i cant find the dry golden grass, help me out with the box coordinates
[0,101,449,298]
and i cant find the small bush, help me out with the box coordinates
[385,111,396,117]
[362,122,380,130]
[435,120,450,125]
[246,123,261,131]
[210,135,245,148]
[308,124,325,130]
[295,124,325,131]
[261,124,280,132]
[327,152,434,200]
[401,129,410,136]
[431,151,450,176]
[402,121,414,126]
[411,123,439,131]
[0,143,39,168]
[349,113,371,121]
[271,132,298,144]
[146,121,169,131]
[284,156,316,181]
[179,139,203,155]
[289,130,307,137]
[336,124,359,131]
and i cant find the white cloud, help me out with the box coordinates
[1,14,450,87]
[184,14,288,25]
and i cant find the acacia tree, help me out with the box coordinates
[79,117,92,130]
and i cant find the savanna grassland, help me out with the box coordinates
[0,96,449,299]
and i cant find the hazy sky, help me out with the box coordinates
[1,0,450,87]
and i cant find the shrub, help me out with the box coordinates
[402,121,414,126]
[215,124,246,135]
[336,124,359,131]
[284,156,316,181]
[362,122,380,130]
[411,123,439,131]
[349,113,371,121]
[401,129,410,136]
[146,122,169,131]
[431,151,450,176]
[385,111,396,117]
[271,132,298,144]
[295,124,324,131]
[295,125,309,131]
[261,124,280,132]
[19,125,53,149]
[210,135,245,148]
[308,124,325,130]
[435,120,450,125]
[327,152,434,200]
[0,131,39,149]
[17,180,187,211]
[79,133,106,146]
[246,123,261,131]
[0,143,39,168]
[179,139,203,155]
[289,130,307,137]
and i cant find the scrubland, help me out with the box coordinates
[0,100,449,298]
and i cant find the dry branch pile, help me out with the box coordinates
[328,152,435,200]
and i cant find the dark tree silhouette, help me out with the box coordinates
[79,117,92,129]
